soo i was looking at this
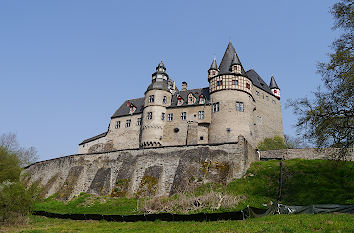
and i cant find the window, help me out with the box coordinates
[115,121,120,129]
[137,118,141,126]
[266,96,269,101]
[256,91,260,96]
[199,95,205,104]
[149,95,154,103]
[163,96,167,104]
[236,102,244,112]
[198,111,205,119]
[217,80,223,86]
[189,96,194,104]
[272,100,276,104]
[200,136,204,140]
[180,112,186,120]
[129,105,136,114]
[125,119,131,127]
[226,128,231,133]
[168,113,173,121]
[177,96,183,106]
[257,116,262,125]
[161,113,165,121]
[147,112,152,120]
[213,102,219,112]
[246,83,250,89]
[232,80,238,85]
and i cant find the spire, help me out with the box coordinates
[269,76,279,89]
[156,60,166,72]
[209,56,218,70]
[231,52,241,65]
[219,41,243,74]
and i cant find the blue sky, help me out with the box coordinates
[0,0,339,161]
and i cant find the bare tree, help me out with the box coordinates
[0,133,38,167]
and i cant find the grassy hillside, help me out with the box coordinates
[33,159,354,215]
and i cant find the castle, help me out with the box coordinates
[78,42,283,154]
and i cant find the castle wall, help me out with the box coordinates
[253,87,283,145]
[162,105,211,146]
[78,136,108,154]
[107,114,142,150]
[25,136,257,200]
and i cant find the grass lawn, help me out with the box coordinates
[2,214,353,233]
[33,159,354,215]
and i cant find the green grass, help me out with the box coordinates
[33,159,354,215]
[2,214,354,233]
[34,193,139,215]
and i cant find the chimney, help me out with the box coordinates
[182,82,187,91]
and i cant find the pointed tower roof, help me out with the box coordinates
[269,76,279,89]
[209,57,218,70]
[219,41,244,74]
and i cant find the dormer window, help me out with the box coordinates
[187,93,196,105]
[232,80,238,85]
[177,96,184,106]
[199,95,205,104]
[129,105,136,114]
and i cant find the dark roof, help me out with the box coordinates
[146,80,169,92]
[269,76,279,89]
[79,132,107,145]
[111,97,145,118]
[245,69,273,95]
[170,87,210,107]
[209,57,218,70]
[219,41,245,74]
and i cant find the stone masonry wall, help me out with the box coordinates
[260,148,354,161]
[24,136,257,200]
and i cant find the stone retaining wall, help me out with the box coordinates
[260,148,354,161]
[24,136,257,200]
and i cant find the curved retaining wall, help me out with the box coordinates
[24,136,257,200]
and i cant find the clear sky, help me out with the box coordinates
[0,0,340,161]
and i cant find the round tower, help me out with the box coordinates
[269,75,280,99]
[208,42,255,144]
[140,61,173,148]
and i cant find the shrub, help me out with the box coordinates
[257,136,287,151]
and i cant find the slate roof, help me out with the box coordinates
[170,87,210,107]
[269,76,279,89]
[79,132,107,145]
[111,97,145,118]
[245,69,273,95]
[218,41,245,74]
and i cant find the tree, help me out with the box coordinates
[0,133,38,167]
[284,134,309,149]
[0,134,40,225]
[257,136,288,151]
[288,0,353,160]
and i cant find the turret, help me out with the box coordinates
[269,76,280,99]
[140,60,173,148]
[208,57,219,80]
[230,52,244,75]
[208,41,255,144]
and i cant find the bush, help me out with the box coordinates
[257,136,287,151]
[0,146,40,225]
